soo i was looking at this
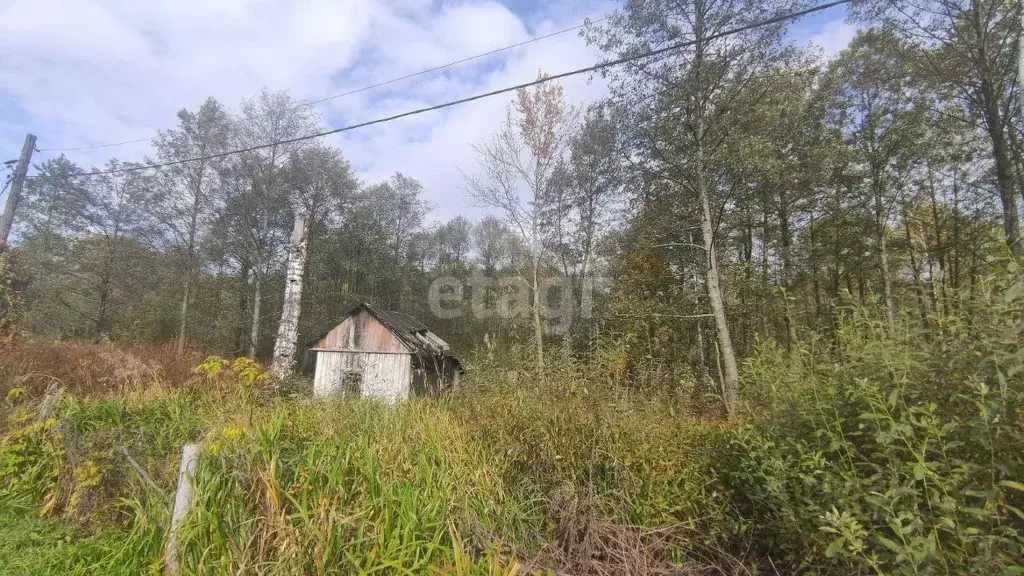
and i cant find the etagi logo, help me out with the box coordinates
[426,271,601,334]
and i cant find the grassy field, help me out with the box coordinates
[1,267,1023,574]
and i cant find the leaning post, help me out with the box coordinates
[164,443,201,575]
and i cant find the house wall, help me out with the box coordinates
[313,350,412,403]
[313,310,409,353]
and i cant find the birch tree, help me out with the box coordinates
[463,74,575,372]
[271,143,355,379]
[222,90,320,358]
[590,0,802,416]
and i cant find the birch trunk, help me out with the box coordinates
[271,210,310,380]
[699,185,740,417]
[874,186,896,326]
[692,6,739,417]
[778,189,798,362]
[176,169,204,357]
[695,138,740,417]
[532,250,544,372]
[176,281,191,356]
[249,271,262,358]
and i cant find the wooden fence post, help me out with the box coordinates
[164,443,200,575]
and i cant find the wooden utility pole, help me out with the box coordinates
[0,134,37,246]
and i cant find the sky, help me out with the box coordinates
[0,0,859,222]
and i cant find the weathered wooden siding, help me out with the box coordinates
[313,350,411,403]
[313,310,409,353]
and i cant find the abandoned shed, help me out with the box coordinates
[306,303,462,402]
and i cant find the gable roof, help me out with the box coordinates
[374,308,428,336]
[308,303,456,360]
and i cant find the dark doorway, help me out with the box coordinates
[340,371,362,398]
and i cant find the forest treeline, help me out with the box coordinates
[4,0,1021,409]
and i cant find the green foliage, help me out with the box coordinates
[181,400,529,574]
[0,500,164,576]
[1,266,1022,573]
[0,251,15,335]
[451,341,741,562]
[725,264,1024,573]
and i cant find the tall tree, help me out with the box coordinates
[860,0,1022,255]
[271,143,355,379]
[591,0,801,416]
[80,161,158,337]
[153,97,232,355]
[221,89,320,357]
[825,30,928,325]
[435,216,473,271]
[545,105,623,328]
[463,74,576,373]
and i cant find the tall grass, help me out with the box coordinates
[1,265,1022,574]
[180,400,531,574]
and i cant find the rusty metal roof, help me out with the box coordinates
[351,303,455,357]
[305,303,459,365]
[374,308,428,336]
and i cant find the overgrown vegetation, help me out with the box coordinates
[2,0,1022,573]
[1,265,1020,574]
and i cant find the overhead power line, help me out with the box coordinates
[40,135,162,153]
[300,15,611,108]
[61,0,851,179]
[37,15,610,154]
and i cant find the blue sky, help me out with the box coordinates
[0,0,858,221]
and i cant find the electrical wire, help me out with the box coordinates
[37,14,611,154]
[57,0,853,178]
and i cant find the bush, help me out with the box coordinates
[725,264,1024,574]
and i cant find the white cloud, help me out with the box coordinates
[0,0,608,221]
[807,18,859,59]
[0,1,853,223]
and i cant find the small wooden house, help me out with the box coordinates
[307,303,462,402]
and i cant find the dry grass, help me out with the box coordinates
[0,338,204,401]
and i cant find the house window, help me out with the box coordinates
[339,371,362,398]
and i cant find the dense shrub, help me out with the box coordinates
[726,265,1024,574]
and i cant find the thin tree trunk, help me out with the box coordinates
[759,197,770,335]
[777,189,798,361]
[973,2,1021,256]
[950,171,961,291]
[176,169,204,357]
[693,5,739,417]
[698,160,739,417]
[176,280,192,354]
[874,185,896,326]
[810,211,822,326]
[249,269,262,359]
[96,220,121,338]
[532,250,544,373]
[925,166,948,315]
[96,262,113,338]
[271,210,310,380]
[237,261,251,355]
[903,212,930,325]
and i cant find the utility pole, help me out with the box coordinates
[0,134,37,246]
